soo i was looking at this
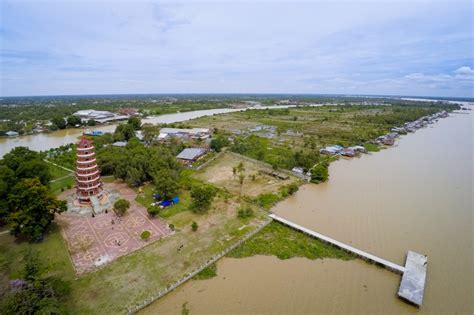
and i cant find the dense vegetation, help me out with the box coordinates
[188,102,459,184]
[96,133,181,187]
[1,249,70,314]
[0,147,66,241]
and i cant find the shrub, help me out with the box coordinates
[147,206,160,217]
[363,143,380,152]
[210,135,229,152]
[311,162,329,184]
[254,193,281,210]
[237,206,254,219]
[140,230,151,241]
[280,182,299,197]
[191,221,198,231]
[190,185,216,213]
[169,224,175,231]
[114,199,130,216]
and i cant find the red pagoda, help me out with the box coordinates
[75,137,103,204]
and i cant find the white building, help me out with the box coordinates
[5,131,19,137]
[73,110,128,124]
[158,127,211,141]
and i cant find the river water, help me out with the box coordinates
[141,109,473,314]
[0,108,245,157]
[0,105,307,157]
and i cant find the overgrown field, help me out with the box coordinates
[188,104,458,170]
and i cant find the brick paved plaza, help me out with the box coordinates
[57,182,172,275]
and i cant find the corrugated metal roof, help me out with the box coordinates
[176,148,207,160]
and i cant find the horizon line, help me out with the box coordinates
[1,92,473,101]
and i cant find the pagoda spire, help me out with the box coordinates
[75,136,103,204]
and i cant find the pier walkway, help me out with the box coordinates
[269,213,427,306]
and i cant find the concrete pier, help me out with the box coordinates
[268,213,427,306]
[398,251,428,306]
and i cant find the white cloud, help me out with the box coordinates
[454,66,474,75]
[1,1,473,97]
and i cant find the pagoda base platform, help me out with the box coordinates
[65,189,121,216]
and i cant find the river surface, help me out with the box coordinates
[141,108,473,314]
[0,108,246,157]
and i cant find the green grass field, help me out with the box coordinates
[47,163,75,195]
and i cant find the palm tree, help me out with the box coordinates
[238,173,245,196]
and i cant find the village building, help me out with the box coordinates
[5,131,19,137]
[73,109,128,124]
[292,166,307,175]
[320,145,343,155]
[340,148,356,157]
[117,107,139,116]
[112,141,127,147]
[351,145,368,154]
[158,127,211,141]
[176,148,208,165]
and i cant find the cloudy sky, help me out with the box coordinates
[1,0,473,97]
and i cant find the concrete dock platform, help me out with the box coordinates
[398,251,428,306]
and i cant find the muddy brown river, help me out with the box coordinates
[141,109,473,314]
[0,105,301,157]
[0,108,243,157]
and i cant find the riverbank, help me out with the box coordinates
[142,108,472,315]
[1,101,469,314]
[0,105,294,157]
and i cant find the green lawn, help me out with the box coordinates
[135,182,201,220]
[47,162,75,195]
[48,163,73,180]
[50,176,75,195]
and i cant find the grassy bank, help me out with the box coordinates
[193,263,217,280]
[227,221,354,260]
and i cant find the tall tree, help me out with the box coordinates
[190,185,216,213]
[51,117,66,130]
[141,123,160,144]
[66,115,82,127]
[7,178,67,241]
[114,123,136,142]
[153,169,180,200]
[2,146,41,171]
[0,165,15,223]
[16,160,51,185]
[127,116,142,130]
